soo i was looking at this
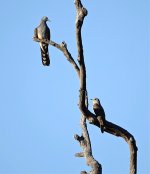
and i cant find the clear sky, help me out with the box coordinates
[0,0,149,174]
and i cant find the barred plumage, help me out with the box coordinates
[34,16,50,66]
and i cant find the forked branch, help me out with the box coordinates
[33,0,137,173]
[74,115,102,174]
[74,0,137,174]
[33,37,80,77]
[75,0,102,173]
[75,91,102,174]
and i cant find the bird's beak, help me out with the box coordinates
[48,19,51,22]
[90,99,93,100]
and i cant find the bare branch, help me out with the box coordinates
[33,1,138,173]
[75,152,84,157]
[75,0,87,105]
[74,1,102,173]
[74,0,137,173]
[75,91,101,173]
[33,37,80,77]
[75,115,102,174]
[74,0,88,64]
[104,121,138,174]
[91,117,138,174]
[74,0,92,123]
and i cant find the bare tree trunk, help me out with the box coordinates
[33,0,138,173]
[75,92,102,174]
[75,114,102,174]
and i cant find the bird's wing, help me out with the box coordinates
[34,28,38,38]
[35,22,50,66]
[39,23,50,66]
[46,26,50,40]
[93,104,105,117]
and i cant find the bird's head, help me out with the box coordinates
[91,98,100,105]
[41,16,50,22]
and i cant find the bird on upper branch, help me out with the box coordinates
[34,16,50,66]
[91,98,106,133]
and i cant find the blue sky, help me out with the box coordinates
[0,0,149,174]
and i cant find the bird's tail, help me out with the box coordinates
[40,42,50,66]
[97,116,105,133]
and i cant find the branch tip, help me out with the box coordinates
[75,152,84,157]
[74,134,79,140]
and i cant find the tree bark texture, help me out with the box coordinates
[33,0,138,173]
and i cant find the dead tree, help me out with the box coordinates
[33,0,138,173]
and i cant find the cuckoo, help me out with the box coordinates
[91,98,106,133]
[34,16,50,66]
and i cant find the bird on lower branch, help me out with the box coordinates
[91,98,106,133]
[34,16,51,66]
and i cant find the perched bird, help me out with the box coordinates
[34,16,50,66]
[91,98,105,133]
